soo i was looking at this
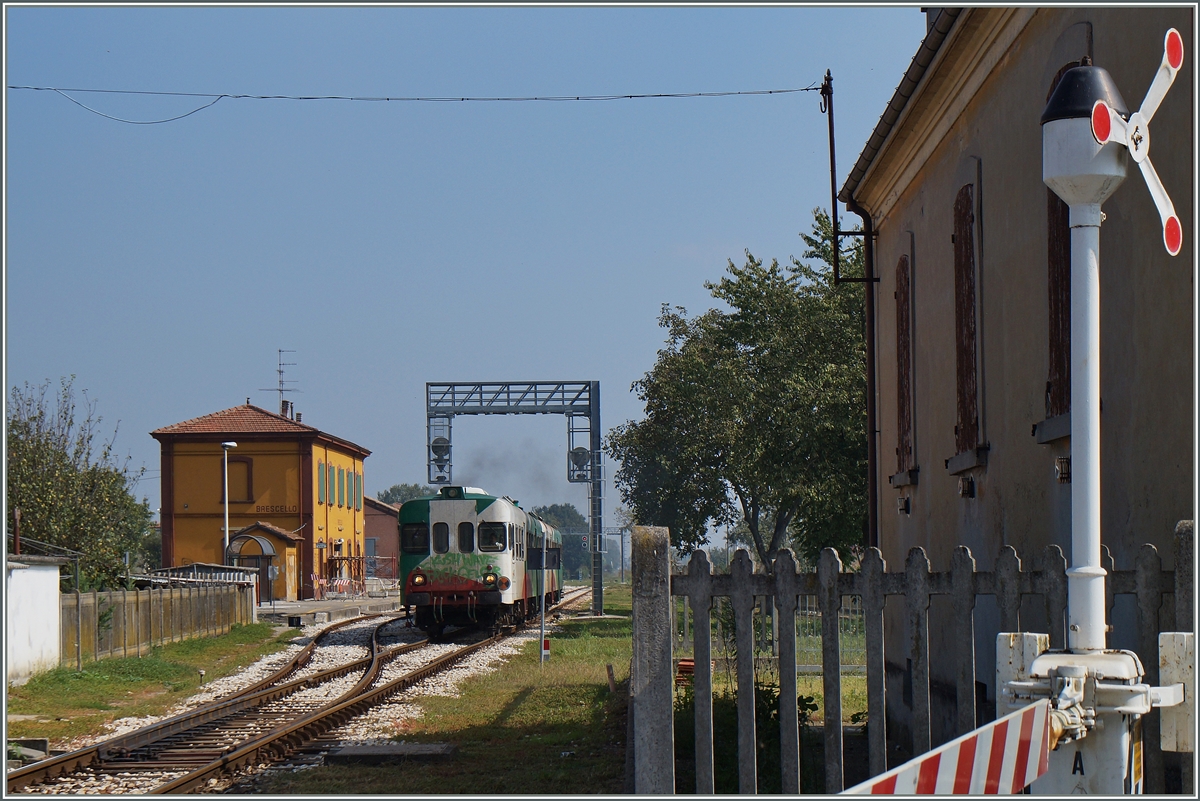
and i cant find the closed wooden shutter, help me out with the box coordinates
[896,253,914,472]
[1045,62,1077,419]
[1046,190,1071,417]
[954,183,979,454]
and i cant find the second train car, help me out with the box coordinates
[399,486,563,637]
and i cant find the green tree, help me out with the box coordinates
[376,483,434,506]
[6,377,153,587]
[530,503,590,578]
[606,210,867,566]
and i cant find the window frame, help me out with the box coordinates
[478,522,508,552]
[458,521,475,553]
[401,523,430,554]
[220,455,254,503]
[432,522,450,554]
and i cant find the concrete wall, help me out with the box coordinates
[59,584,256,666]
[6,560,62,685]
[852,6,1194,747]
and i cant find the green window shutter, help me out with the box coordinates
[328,465,335,505]
[357,473,363,510]
[318,461,325,503]
[338,467,345,507]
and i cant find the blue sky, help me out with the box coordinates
[5,5,928,519]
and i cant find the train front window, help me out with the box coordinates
[458,522,474,553]
[432,522,450,554]
[478,522,507,552]
[401,523,429,554]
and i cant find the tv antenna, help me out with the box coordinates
[259,349,299,415]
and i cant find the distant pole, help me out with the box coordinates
[620,527,625,584]
[589,381,604,615]
[540,528,547,664]
[221,442,237,563]
[13,507,21,556]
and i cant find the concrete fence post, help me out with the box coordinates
[631,525,674,794]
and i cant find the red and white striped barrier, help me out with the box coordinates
[843,699,1050,794]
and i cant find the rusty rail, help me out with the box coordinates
[6,615,396,794]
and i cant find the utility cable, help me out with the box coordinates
[7,82,822,124]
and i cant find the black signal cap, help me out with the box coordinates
[1041,65,1129,124]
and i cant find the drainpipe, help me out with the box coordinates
[844,198,879,549]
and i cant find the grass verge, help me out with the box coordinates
[6,622,298,745]
[253,584,633,795]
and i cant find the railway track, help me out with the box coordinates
[6,615,419,794]
[10,588,592,795]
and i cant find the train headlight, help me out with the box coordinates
[411,573,427,587]
[497,576,511,591]
[482,572,497,586]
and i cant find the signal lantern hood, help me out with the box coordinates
[1041,65,1129,124]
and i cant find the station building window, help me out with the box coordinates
[317,461,326,504]
[221,456,253,503]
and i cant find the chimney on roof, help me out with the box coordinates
[281,399,292,418]
[296,412,302,422]
[246,397,250,405]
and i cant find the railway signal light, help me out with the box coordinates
[580,534,588,549]
[1088,28,1184,255]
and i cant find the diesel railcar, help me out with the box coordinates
[399,486,562,637]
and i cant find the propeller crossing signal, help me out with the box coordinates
[1090,28,1185,255]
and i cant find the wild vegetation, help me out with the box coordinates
[606,210,868,564]
[6,377,156,587]
[375,483,435,506]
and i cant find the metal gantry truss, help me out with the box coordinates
[425,381,606,614]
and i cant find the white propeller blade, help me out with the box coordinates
[1139,28,1184,123]
[1138,157,1183,256]
[1091,100,1128,146]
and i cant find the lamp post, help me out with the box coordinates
[221,442,237,564]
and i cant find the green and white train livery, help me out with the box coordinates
[400,486,562,637]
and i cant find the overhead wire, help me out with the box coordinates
[7,82,822,125]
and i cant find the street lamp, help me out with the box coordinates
[221,442,237,564]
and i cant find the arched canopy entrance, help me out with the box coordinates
[227,522,302,603]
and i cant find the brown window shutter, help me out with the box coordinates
[1047,189,1071,417]
[896,254,914,472]
[1045,62,1078,419]
[954,183,979,454]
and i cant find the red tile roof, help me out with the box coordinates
[151,403,370,456]
[364,496,401,516]
[233,521,306,542]
[152,404,316,435]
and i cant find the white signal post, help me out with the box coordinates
[1017,30,1188,794]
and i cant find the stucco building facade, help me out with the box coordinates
[151,403,371,601]
[839,7,1193,748]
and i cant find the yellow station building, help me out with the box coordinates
[151,403,372,601]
